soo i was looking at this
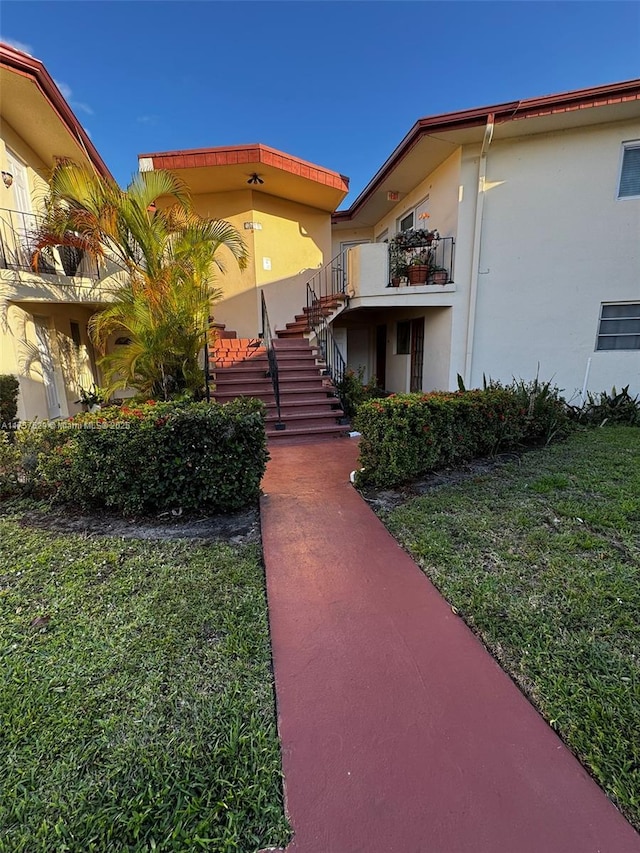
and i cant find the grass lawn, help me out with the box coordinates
[383,426,640,829]
[0,510,289,852]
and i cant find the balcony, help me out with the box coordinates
[0,208,100,279]
[0,208,117,304]
[345,235,456,307]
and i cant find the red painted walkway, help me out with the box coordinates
[260,439,640,853]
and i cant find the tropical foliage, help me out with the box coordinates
[35,162,248,399]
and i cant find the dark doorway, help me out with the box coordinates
[375,324,387,389]
[410,318,425,392]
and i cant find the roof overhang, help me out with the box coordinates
[0,43,113,180]
[333,79,640,228]
[138,143,349,212]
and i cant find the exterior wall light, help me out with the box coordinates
[2,171,13,188]
[247,173,264,185]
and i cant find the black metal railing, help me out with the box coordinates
[0,208,100,279]
[314,313,347,390]
[305,280,347,398]
[388,235,455,285]
[260,291,285,430]
[304,252,347,328]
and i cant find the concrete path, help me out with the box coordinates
[260,439,640,853]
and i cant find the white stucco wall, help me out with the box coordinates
[470,119,640,398]
[373,149,462,247]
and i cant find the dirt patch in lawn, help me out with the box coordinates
[16,504,261,545]
[358,452,521,513]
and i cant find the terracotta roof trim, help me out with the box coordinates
[0,42,113,181]
[139,142,350,192]
[334,78,640,222]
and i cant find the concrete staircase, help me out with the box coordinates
[275,293,348,339]
[210,328,348,443]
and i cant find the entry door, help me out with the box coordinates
[6,150,32,267]
[410,318,425,392]
[33,317,62,419]
[375,324,387,389]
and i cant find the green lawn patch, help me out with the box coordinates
[383,426,640,828]
[0,511,289,852]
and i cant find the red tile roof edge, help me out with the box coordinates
[333,78,640,222]
[139,143,350,192]
[0,43,114,181]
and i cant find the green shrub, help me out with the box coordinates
[574,385,640,427]
[0,375,19,430]
[336,367,387,418]
[354,380,572,487]
[0,432,20,496]
[16,399,268,515]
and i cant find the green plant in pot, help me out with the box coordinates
[407,249,433,285]
[389,244,409,286]
[429,266,449,285]
[75,383,106,412]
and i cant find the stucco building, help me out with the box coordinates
[2,37,638,423]
[0,43,114,421]
[332,81,640,400]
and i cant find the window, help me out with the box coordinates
[618,143,640,198]
[396,321,411,354]
[596,303,640,350]
[70,321,82,348]
[396,195,430,234]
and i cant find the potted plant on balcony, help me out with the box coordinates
[407,249,433,285]
[389,243,409,286]
[429,266,449,286]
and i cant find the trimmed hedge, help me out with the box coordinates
[354,380,572,487]
[19,398,268,514]
[0,375,19,430]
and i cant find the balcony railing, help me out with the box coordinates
[0,208,100,279]
[389,234,455,286]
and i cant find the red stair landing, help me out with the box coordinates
[210,334,348,442]
[275,293,347,339]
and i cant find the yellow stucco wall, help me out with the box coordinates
[0,119,106,420]
[2,301,98,420]
[185,187,333,337]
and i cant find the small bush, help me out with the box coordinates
[354,380,572,487]
[0,375,19,430]
[336,367,387,419]
[14,399,268,515]
[573,385,640,427]
[0,432,20,496]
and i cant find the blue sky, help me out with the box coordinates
[3,1,639,207]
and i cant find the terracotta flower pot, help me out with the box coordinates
[408,265,429,285]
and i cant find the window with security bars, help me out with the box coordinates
[618,143,640,198]
[596,303,640,350]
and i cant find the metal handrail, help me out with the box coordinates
[0,208,100,279]
[388,234,455,285]
[260,291,285,430]
[305,252,347,328]
[305,282,347,394]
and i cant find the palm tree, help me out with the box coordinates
[35,162,248,399]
